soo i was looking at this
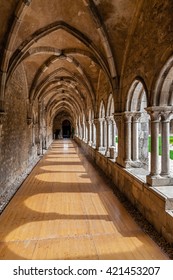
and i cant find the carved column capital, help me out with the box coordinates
[98,117,105,123]
[145,106,173,122]
[160,111,172,122]
[123,112,133,122]
[132,112,142,122]
[113,113,123,124]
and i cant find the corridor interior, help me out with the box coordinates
[0,140,169,260]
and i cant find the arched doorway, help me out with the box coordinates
[62,120,71,138]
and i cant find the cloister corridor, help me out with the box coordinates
[0,140,169,260]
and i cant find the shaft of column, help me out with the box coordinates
[161,117,170,176]
[112,121,115,147]
[92,121,96,147]
[88,121,92,145]
[132,120,139,161]
[124,113,132,162]
[100,120,103,148]
[94,119,100,149]
[103,120,107,148]
[106,118,110,156]
[150,119,160,176]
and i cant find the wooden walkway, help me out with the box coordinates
[0,140,169,259]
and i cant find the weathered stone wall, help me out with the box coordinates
[0,64,38,195]
[75,136,173,244]
[121,0,173,109]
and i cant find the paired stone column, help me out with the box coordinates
[87,120,92,145]
[82,122,85,141]
[124,112,133,166]
[114,113,123,165]
[99,118,103,149]
[132,113,141,162]
[103,119,107,150]
[146,106,173,186]
[111,120,116,147]
[91,120,96,147]
[94,119,99,150]
[85,120,89,143]
[148,110,160,178]
[160,111,171,177]
[105,117,111,157]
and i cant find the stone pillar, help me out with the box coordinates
[145,109,160,185]
[112,120,115,147]
[105,117,111,157]
[114,113,123,165]
[124,112,133,166]
[132,113,141,162]
[88,120,92,145]
[91,120,95,147]
[85,120,89,143]
[76,124,78,137]
[160,112,171,177]
[94,119,100,150]
[82,123,85,141]
[32,124,35,146]
[99,118,103,150]
[103,119,107,150]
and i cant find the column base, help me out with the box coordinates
[147,175,173,186]
[109,147,116,159]
[116,157,132,168]
[130,160,142,168]
[98,146,106,152]
[105,148,110,157]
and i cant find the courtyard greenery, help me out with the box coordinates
[148,136,173,160]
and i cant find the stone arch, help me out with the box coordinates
[106,94,114,117]
[0,0,32,111]
[153,55,173,106]
[98,100,106,152]
[126,79,149,169]
[99,100,105,119]
[145,56,173,186]
[105,94,117,158]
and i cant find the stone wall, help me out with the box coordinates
[121,0,173,108]
[75,136,173,244]
[0,64,38,196]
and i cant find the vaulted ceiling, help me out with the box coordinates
[0,0,172,124]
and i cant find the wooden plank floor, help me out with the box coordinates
[0,140,169,260]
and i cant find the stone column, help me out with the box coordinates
[105,117,111,157]
[88,120,92,145]
[85,120,89,143]
[103,119,107,151]
[76,124,78,137]
[91,120,95,147]
[124,112,133,166]
[146,110,160,178]
[99,118,103,150]
[132,113,141,162]
[161,111,171,177]
[108,118,116,159]
[112,120,116,147]
[32,124,35,146]
[94,119,100,150]
[114,113,123,165]
[82,123,85,141]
